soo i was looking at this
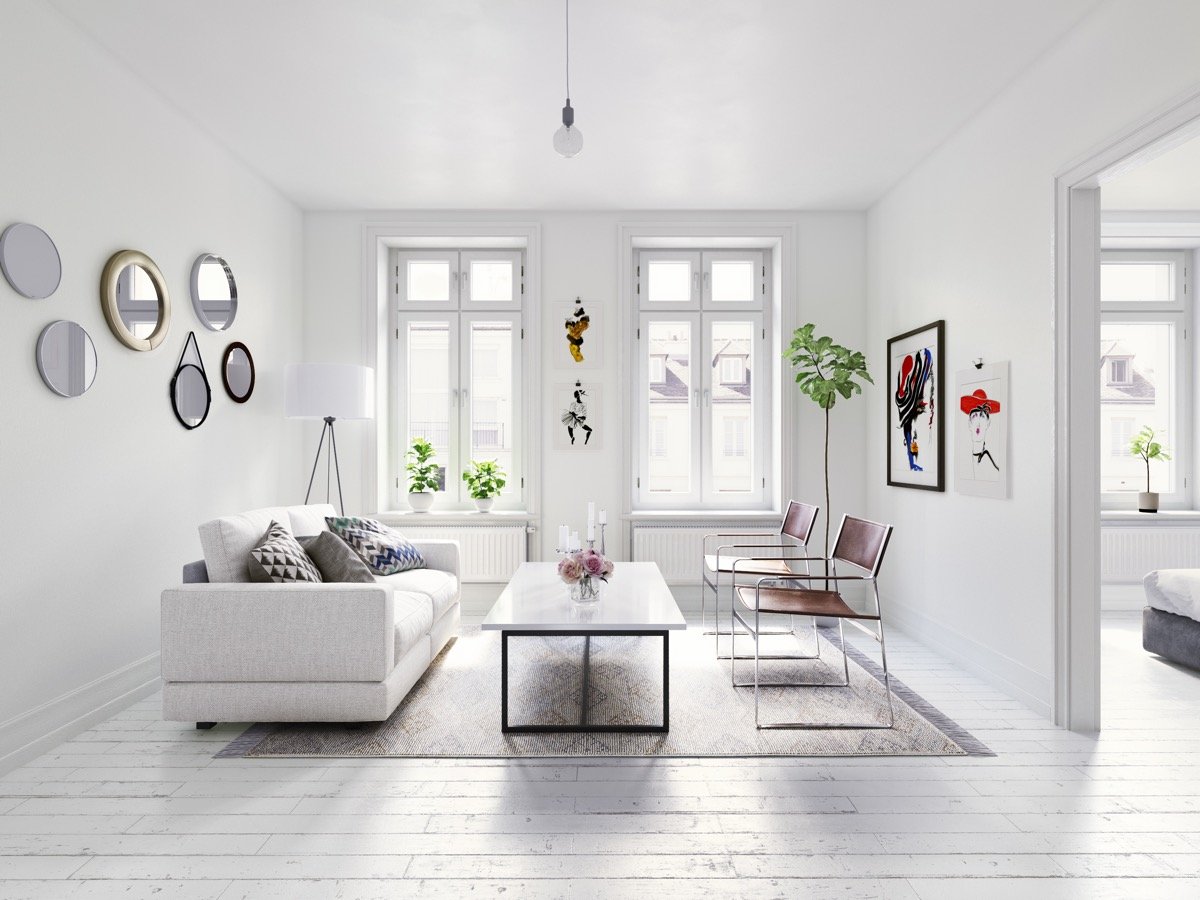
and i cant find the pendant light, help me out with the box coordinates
[553,0,583,157]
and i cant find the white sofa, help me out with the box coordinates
[160,503,460,725]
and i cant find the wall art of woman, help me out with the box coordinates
[561,381,593,445]
[960,387,1000,475]
[894,347,935,472]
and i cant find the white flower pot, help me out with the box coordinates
[474,497,495,512]
[408,491,435,512]
[1138,491,1159,513]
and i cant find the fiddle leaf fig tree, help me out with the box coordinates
[1130,426,1171,494]
[785,323,873,554]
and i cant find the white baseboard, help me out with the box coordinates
[883,599,1052,719]
[1101,582,1147,612]
[0,653,162,775]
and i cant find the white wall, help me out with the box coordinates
[864,0,1200,714]
[0,1,303,763]
[303,211,866,563]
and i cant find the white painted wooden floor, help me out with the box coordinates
[1,612,1199,898]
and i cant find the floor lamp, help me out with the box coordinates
[285,364,374,515]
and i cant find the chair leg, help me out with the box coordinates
[730,611,842,688]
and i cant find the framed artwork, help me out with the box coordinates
[554,380,602,451]
[955,361,1009,499]
[555,298,602,369]
[886,320,945,491]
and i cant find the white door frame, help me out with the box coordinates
[1053,87,1200,732]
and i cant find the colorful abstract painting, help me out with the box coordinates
[954,361,1009,499]
[557,299,603,369]
[887,320,945,491]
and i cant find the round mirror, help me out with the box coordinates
[1,223,62,299]
[221,341,255,403]
[36,321,97,398]
[190,253,238,331]
[101,250,170,351]
[171,364,211,429]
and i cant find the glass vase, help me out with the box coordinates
[570,576,601,604]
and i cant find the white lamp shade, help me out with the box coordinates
[285,364,375,420]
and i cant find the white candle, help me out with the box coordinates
[598,509,607,526]
[570,531,580,552]
[587,502,596,541]
[558,525,569,552]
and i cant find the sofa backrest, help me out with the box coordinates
[197,503,337,583]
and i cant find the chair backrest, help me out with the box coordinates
[831,515,892,576]
[779,500,820,546]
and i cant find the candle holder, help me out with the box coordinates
[599,522,607,556]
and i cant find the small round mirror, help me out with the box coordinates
[101,250,170,351]
[221,342,255,403]
[36,321,97,397]
[1,223,62,299]
[191,253,238,331]
[171,364,211,429]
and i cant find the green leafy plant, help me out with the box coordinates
[462,459,507,500]
[785,323,873,554]
[1130,426,1171,494]
[406,437,440,493]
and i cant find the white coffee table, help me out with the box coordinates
[482,561,687,733]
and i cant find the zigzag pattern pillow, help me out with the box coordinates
[248,521,323,584]
[326,516,425,576]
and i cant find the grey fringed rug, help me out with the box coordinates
[219,626,991,758]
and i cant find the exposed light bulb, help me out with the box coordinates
[554,100,583,158]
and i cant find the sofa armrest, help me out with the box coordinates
[161,583,395,683]
[412,540,460,579]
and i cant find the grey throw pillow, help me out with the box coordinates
[247,521,322,584]
[301,531,376,583]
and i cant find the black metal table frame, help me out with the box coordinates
[500,629,670,733]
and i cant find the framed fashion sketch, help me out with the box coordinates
[954,361,1009,499]
[554,380,602,451]
[886,320,945,491]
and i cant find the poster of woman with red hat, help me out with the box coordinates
[955,361,1010,499]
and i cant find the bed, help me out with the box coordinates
[1142,569,1200,672]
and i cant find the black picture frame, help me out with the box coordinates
[886,320,945,491]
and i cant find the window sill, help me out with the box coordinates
[375,510,534,527]
[624,510,782,522]
[1102,509,1200,525]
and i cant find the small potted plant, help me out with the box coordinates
[406,437,440,512]
[1131,426,1171,513]
[462,459,507,512]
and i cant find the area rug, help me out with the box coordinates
[218,626,991,758]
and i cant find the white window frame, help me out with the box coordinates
[393,249,525,511]
[637,250,702,310]
[1099,249,1191,509]
[634,248,771,510]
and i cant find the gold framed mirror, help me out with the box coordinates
[100,249,171,351]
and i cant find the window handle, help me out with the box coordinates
[703,389,711,407]
[693,389,700,408]
[451,388,459,407]
[461,388,469,407]
[703,271,710,295]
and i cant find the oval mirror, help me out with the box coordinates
[1,222,62,299]
[221,341,255,403]
[190,253,238,330]
[101,250,170,351]
[172,364,211,429]
[36,320,98,397]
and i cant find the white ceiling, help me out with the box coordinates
[50,0,1098,211]
[1103,134,1200,211]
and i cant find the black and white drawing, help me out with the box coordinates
[555,381,602,451]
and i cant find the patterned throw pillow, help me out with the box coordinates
[325,516,425,576]
[247,521,323,584]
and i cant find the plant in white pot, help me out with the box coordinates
[1131,426,1171,513]
[406,437,440,512]
[462,459,506,512]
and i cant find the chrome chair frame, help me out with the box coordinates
[700,501,820,661]
[730,515,896,730]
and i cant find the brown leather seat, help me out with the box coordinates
[704,555,798,575]
[736,585,880,620]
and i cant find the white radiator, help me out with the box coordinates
[1101,525,1200,582]
[631,524,778,585]
[398,525,527,583]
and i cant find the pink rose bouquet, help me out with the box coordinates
[558,548,614,592]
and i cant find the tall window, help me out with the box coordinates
[393,248,524,509]
[1099,250,1190,506]
[634,248,770,508]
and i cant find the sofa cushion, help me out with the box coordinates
[394,592,434,660]
[302,531,375,583]
[288,503,337,538]
[378,569,459,622]
[199,506,290,583]
[248,522,323,584]
[327,517,425,575]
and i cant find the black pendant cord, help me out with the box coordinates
[564,0,570,103]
